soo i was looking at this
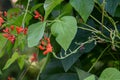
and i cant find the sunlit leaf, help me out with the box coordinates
[51,16,77,50]
[3,52,19,70]
[99,68,120,80]
[28,22,46,47]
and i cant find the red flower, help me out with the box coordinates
[0,17,4,26]
[16,27,24,34]
[3,28,10,33]
[3,33,15,43]
[30,53,38,62]
[38,45,45,50]
[34,11,41,19]
[3,33,9,38]
[38,37,52,55]
[45,37,50,43]
[34,10,44,21]
[8,35,15,43]
[23,28,28,35]
[4,11,7,17]
[10,25,14,31]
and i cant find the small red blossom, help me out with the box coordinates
[4,11,7,17]
[30,53,38,62]
[10,25,14,30]
[45,37,50,43]
[34,10,41,19]
[3,28,10,33]
[23,28,28,35]
[3,33,15,43]
[0,17,4,26]
[41,40,45,45]
[43,43,52,55]
[3,33,9,38]
[16,27,24,34]
[8,35,15,43]
[16,27,28,35]
[38,45,45,50]
[34,10,44,21]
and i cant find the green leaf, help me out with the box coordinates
[31,3,43,12]
[7,8,21,20]
[61,51,82,72]
[5,13,32,26]
[0,34,7,58]
[0,69,2,75]
[13,13,32,26]
[51,16,77,50]
[61,27,95,72]
[39,58,78,80]
[99,68,120,80]
[61,3,73,16]
[28,22,46,47]
[75,67,91,80]
[17,55,27,70]
[114,5,120,17]
[105,0,119,16]
[44,0,63,20]
[3,52,19,70]
[70,0,94,22]
[45,73,78,80]
[84,75,95,80]
[5,41,14,55]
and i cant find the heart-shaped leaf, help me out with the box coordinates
[70,0,94,22]
[51,16,77,51]
[99,68,120,80]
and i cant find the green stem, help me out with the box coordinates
[18,63,31,80]
[22,0,31,28]
[78,25,109,40]
[88,45,110,72]
[78,27,97,32]
[90,15,111,32]
[101,0,105,30]
[105,13,119,34]
[82,23,99,32]
[95,2,118,34]
[52,39,95,59]
[109,52,117,61]
[36,53,50,80]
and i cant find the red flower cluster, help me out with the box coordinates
[3,28,15,43]
[0,17,4,26]
[38,37,52,55]
[0,11,7,26]
[30,53,38,62]
[2,26,28,43]
[34,10,44,21]
[16,27,28,35]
